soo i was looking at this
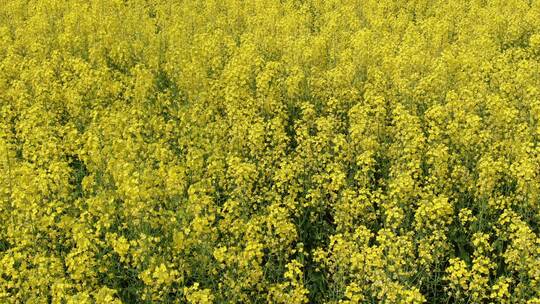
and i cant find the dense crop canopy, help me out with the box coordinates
[2,0,540,303]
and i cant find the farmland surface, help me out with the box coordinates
[2,1,540,303]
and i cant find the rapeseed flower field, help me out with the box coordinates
[2,0,540,303]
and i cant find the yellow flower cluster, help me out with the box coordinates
[2,0,540,303]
